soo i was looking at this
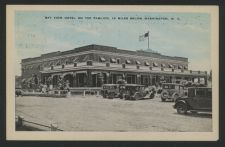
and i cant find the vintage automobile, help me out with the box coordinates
[101,84,120,99]
[15,89,24,97]
[160,83,187,102]
[173,87,212,114]
[121,84,152,100]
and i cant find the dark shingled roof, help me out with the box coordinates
[22,44,188,63]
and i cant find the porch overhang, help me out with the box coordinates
[40,62,207,78]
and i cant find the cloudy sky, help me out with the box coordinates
[15,11,211,76]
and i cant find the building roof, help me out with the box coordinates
[22,44,188,63]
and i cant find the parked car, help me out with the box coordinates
[173,87,212,114]
[121,84,151,100]
[161,83,187,102]
[101,84,120,99]
[15,89,24,97]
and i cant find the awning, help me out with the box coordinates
[43,62,48,67]
[136,60,141,65]
[56,60,61,65]
[91,71,102,75]
[75,71,87,74]
[100,57,106,62]
[144,61,150,66]
[161,64,166,67]
[126,60,131,64]
[65,59,69,64]
[25,77,33,83]
[153,62,158,67]
[73,57,78,62]
[49,62,54,66]
[168,64,173,68]
[21,79,26,83]
[110,58,116,63]
[178,65,183,69]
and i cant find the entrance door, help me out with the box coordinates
[64,74,74,87]
[77,73,86,87]
[52,75,58,88]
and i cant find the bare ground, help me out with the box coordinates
[15,95,212,132]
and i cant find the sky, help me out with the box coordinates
[14,11,211,76]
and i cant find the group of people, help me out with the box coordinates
[39,76,71,93]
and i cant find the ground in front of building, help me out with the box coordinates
[15,95,212,132]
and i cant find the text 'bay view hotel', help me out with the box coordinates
[21,44,208,88]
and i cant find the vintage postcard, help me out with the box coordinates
[6,5,219,140]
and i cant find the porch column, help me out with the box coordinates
[87,70,92,87]
[124,73,127,83]
[73,72,77,87]
[149,74,152,85]
[204,76,208,86]
[109,72,112,84]
[172,76,176,83]
[137,74,141,84]
[106,72,110,84]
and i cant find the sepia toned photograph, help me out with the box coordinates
[6,5,219,140]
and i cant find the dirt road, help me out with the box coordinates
[15,95,212,132]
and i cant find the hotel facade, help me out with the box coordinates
[21,44,208,88]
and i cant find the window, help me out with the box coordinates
[175,85,180,90]
[163,85,169,89]
[188,88,195,97]
[170,85,175,89]
[196,89,206,97]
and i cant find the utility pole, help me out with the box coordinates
[147,31,150,49]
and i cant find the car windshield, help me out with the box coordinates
[188,88,212,98]
[103,85,117,89]
[163,84,175,89]
[196,88,206,97]
[126,86,142,91]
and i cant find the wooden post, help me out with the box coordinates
[17,116,24,127]
[96,90,100,97]
[50,123,58,131]
[82,90,86,97]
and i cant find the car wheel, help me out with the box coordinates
[190,110,198,114]
[119,94,123,99]
[176,103,187,114]
[161,91,169,99]
[149,92,155,99]
[173,94,179,102]
[134,93,140,100]
[108,93,115,99]
[161,98,166,102]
